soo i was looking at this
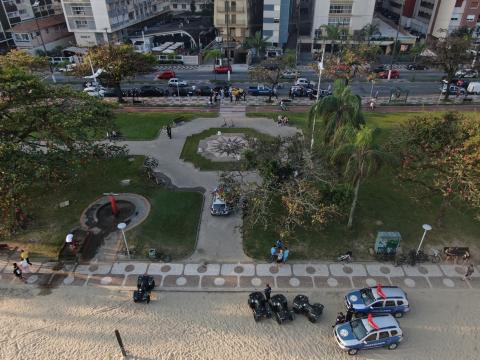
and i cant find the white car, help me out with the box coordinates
[295,77,315,87]
[83,86,105,97]
[282,70,300,79]
[168,78,188,87]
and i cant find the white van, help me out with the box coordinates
[467,82,480,95]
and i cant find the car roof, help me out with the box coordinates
[360,314,400,332]
[370,286,406,300]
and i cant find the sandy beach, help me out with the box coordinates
[0,285,479,360]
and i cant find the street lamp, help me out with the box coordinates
[416,224,432,255]
[32,0,56,83]
[117,222,130,259]
[310,46,325,151]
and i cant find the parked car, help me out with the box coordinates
[407,63,428,70]
[377,70,400,79]
[214,65,232,74]
[372,65,388,73]
[210,187,232,216]
[269,294,295,325]
[138,85,164,97]
[282,70,300,79]
[441,84,467,95]
[467,81,480,94]
[247,292,272,322]
[83,86,105,97]
[292,295,324,323]
[295,77,315,86]
[248,85,273,96]
[290,85,310,97]
[333,314,403,356]
[455,69,478,78]
[168,78,188,87]
[194,85,212,96]
[344,285,410,318]
[156,70,176,79]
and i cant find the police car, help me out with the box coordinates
[333,313,403,355]
[345,285,410,318]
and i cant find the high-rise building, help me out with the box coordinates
[262,0,293,48]
[61,0,213,47]
[1,0,63,26]
[449,0,480,34]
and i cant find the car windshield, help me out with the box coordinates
[213,204,226,211]
[360,288,375,305]
[350,319,368,340]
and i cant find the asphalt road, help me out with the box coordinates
[54,68,460,98]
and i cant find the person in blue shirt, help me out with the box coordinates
[270,246,276,262]
[275,239,283,249]
[282,247,290,263]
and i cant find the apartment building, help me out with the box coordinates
[449,0,480,33]
[61,0,212,47]
[262,0,293,48]
[1,0,63,26]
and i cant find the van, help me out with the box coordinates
[467,82,480,94]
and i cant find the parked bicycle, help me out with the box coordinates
[336,251,353,263]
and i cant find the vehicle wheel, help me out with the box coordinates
[394,312,403,318]
[348,348,358,355]
[146,295,150,304]
[293,308,300,314]
[308,316,317,323]
[275,313,282,325]
[254,314,261,322]
[388,342,398,350]
[289,312,295,321]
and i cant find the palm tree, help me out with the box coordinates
[332,127,395,228]
[246,31,270,60]
[409,43,426,64]
[361,23,380,45]
[308,80,365,146]
[320,24,341,54]
[203,48,221,80]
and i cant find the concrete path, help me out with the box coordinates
[1,259,478,292]
[120,116,298,262]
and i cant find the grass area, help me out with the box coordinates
[180,128,274,171]
[14,157,202,260]
[115,112,216,140]
[244,111,480,260]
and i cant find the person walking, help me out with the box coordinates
[270,246,277,262]
[20,249,32,266]
[332,312,345,327]
[282,247,290,264]
[13,263,26,283]
[166,124,172,139]
[264,284,272,302]
[243,91,246,101]
[463,263,475,280]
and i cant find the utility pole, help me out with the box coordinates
[389,0,405,80]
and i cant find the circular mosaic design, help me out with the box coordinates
[366,278,377,287]
[63,275,75,285]
[214,277,226,286]
[125,264,135,272]
[161,265,171,273]
[343,266,353,274]
[100,276,112,285]
[197,133,249,162]
[88,264,99,272]
[380,266,391,275]
[327,277,338,287]
[269,266,279,274]
[404,278,416,288]
[234,266,244,274]
[26,275,38,284]
[251,277,262,287]
[197,265,207,273]
[289,278,300,287]
[418,266,428,275]
[306,266,316,274]
[443,278,455,288]
[176,277,187,286]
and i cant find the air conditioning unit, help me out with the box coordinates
[215,36,223,42]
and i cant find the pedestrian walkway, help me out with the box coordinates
[1,259,478,292]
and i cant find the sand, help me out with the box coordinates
[0,285,479,360]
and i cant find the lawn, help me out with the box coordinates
[243,111,480,260]
[180,128,274,171]
[115,112,216,140]
[14,157,202,260]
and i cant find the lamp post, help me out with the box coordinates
[117,222,130,259]
[388,0,405,80]
[310,46,325,152]
[32,1,56,83]
[416,224,432,255]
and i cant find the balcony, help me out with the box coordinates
[217,6,245,13]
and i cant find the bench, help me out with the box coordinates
[462,98,473,102]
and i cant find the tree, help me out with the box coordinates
[320,24,341,54]
[389,112,480,225]
[360,23,380,45]
[308,79,365,147]
[323,49,369,85]
[248,56,289,102]
[425,34,472,99]
[203,48,222,80]
[190,0,196,13]
[0,49,47,74]
[409,42,426,64]
[74,44,157,101]
[245,31,270,61]
[333,127,395,228]
[0,66,122,236]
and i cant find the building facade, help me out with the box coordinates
[61,0,212,47]
[262,0,293,48]
[1,0,63,26]
[449,0,480,33]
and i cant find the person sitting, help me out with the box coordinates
[282,116,289,126]
[275,239,283,249]
[276,249,284,263]
[277,115,283,126]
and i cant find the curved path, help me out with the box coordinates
[120,116,299,262]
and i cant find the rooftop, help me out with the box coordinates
[10,14,66,33]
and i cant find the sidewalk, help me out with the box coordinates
[1,259,478,292]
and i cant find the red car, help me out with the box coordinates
[156,70,176,79]
[377,70,400,79]
[214,65,232,74]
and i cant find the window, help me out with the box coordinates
[397,300,404,306]
[264,4,274,11]
[274,18,280,23]
[74,20,88,28]
[19,9,26,15]
[371,301,384,308]
[379,331,390,339]
[328,17,351,26]
[231,14,236,24]
[471,1,479,8]
[173,4,177,8]
[390,330,398,336]
[329,4,352,14]
[451,17,459,21]
[72,6,87,15]
[182,4,186,8]
[385,300,396,307]
[264,18,274,23]
[274,4,280,11]
[263,30,273,36]
[231,1,236,11]
[420,1,435,9]
[467,14,476,21]
[365,333,378,342]
[14,33,30,41]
